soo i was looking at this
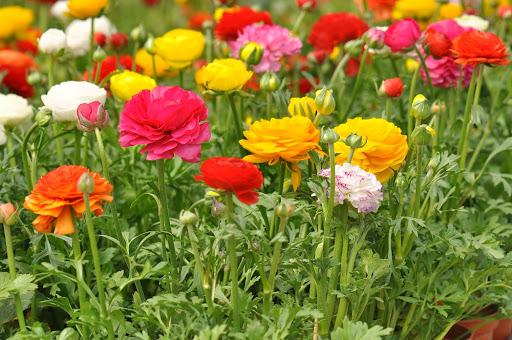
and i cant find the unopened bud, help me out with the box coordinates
[411,94,431,119]
[92,46,106,63]
[77,173,94,194]
[431,100,446,114]
[180,210,198,225]
[344,133,364,149]
[240,42,264,66]
[275,202,295,218]
[76,101,109,132]
[321,127,340,144]
[0,203,16,226]
[315,87,336,115]
[144,35,156,55]
[35,107,52,127]
[411,125,436,146]
[27,71,42,86]
[130,24,147,43]
[260,72,279,92]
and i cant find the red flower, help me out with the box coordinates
[86,55,139,82]
[94,32,107,47]
[215,7,272,41]
[425,28,452,58]
[367,0,396,10]
[379,77,403,98]
[296,77,319,95]
[195,157,263,205]
[110,33,129,50]
[452,31,509,66]
[0,49,36,98]
[189,12,212,30]
[296,0,317,10]
[308,12,368,53]
[142,0,160,5]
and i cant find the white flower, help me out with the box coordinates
[65,16,116,56]
[51,1,69,20]
[319,163,384,214]
[39,28,67,54]
[0,94,33,127]
[41,81,107,122]
[455,15,489,31]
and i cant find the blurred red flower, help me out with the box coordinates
[380,77,403,98]
[110,32,128,49]
[425,28,452,58]
[189,12,212,30]
[86,55,139,83]
[452,31,509,66]
[215,7,272,41]
[0,49,36,98]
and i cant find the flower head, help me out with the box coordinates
[136,49,175,77]
[384,19,421,53]
[86,55,138,82]
[379,78,403,98]
[455,15,489,31]
[154,29,205,70]
[215,6,272,41]
[0,203,17,226]
[119,86,210,162]
[0,94,33,128]
[0,49,36,98]
[66,16,116,56]
[229,24,302,73]
[38,28,66,54]
[452,30,509,66]
[0,6,33,39]
[110,70,157,102]
[67,0,108,19]
[440,3,463,19]
[195,157,263,205]
[420,55,473,88]
[24,165,113,235]
[76,101,109,132]
[319,163,383,213]
[392,0,438,20]
[195,58,253,93]
[333,118,408,182]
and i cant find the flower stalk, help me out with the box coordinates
[225,193,240,330]
[344,47,369,116]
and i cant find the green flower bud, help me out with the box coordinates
[411,124,436,146]
[260,72,279,92]
[144,34,156,55]
[0,203,17,226]
[240,42,264,66]
[27,71,42,86]
[275,202,295,218]
[411,94,431,120]
[344,133,365,149]
[35,107,52,127]
[92,46,106,63]
[321,127,340,144]
[130,24,147,44]
[315,242,323,259]
[315,87,336,116]
[77,173,95,194]
[180,210,198,225]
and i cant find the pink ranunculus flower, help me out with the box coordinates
[119,86,210,162]
[318,163,384,214]
[426,19,468,40]
[76,101,109,132]
[384,19,421,53]
[228,23,302,73]
[420,55,474,88]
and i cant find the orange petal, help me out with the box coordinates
[53,207,75,235]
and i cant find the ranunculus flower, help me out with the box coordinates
[425,28,452,58]
[319,163,384,213]
[135,49,175,77]
[76,101,109,132]
[66,16,116,56]
[67,0,109,19]
[188,12,212,30]
[86,55,138,83]
[228,24,302,73]
[51,1,69,20]
[240,115,321,190]
[455,14,489,31]
[195,157,263,205]
[308,12,368,53]
[154,29,205,70]
[42,81,107,121]
[498,5,512,19]
[0,94,33,128]
[38,28,67,54]
[420,56,473,88]
[0,6,33,39]
[392,0,437,20]
[384,18,421,52]
[119,86,210,162]
[452,30,509,66]
[195,58,253,93]
[215,6,272,41]
[0,49,36,98]
[0,203,17,225]
[24,165,113,235]
[109,32,128,49]
[439,3,463,20]
[110,70,157,102]
[333,118,408,182]
[379,78,403,98]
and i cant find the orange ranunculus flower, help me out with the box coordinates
[452,31,509,66]
[333,118,408,183]
[24,165,113,235]
[240,115,321,190]
[67,0,108,19]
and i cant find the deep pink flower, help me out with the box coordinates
[229,24,302,73]
[119,86,210,162]
[384,19,421,52]
[420,56,473,88]
[426,19,467,40]
[77,101,109,132]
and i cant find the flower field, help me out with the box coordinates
[1,0,512,339]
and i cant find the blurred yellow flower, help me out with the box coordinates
[67,0,108,19]
[392,0,438,20]
[440,3,463,19]
[135,49,176,78]
[288,97,316,119]
[154,29,205,70]
[240,115,321,190]
[195,58,253,93]
[0,6,33,39]
[110,70,157,102]
[333,118,408,182]
[405,58,419,73]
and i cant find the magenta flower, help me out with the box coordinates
[384,19,421,53]
[426,19,468,40]
[76,101,109,132]
[119,86,210,162]
[420,56,474,88]
[228,23,302,73]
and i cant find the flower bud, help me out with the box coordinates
[77,173,95,194]
[94,32,107,47]
[27,71,42,86]
[76,101,109,132]
[411,94,431,119]
[315,87,336,116]
[110,32,129,50]
[35,107,52,127]
[144,35,156,55]
[239,42,264,66]
[411,124,436,146]
[321,127,340,144]
[92,46,106,63]
[0,203,17,226]
[344,133,364,149]
[431,100,446,114]
[275,202,295,218]
[260,72,279,92]
[180,210,198,225]
[405,58,419,73]
[378,78,403,98]
[315,242,323,258]
[364,27,385,49]
[344,39,363,57]
[130,24,147,44]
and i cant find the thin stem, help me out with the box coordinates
[414,45,433,92]
[291,9,307,34]
[3,223,26,331]
[328,54,351,88]
[266,92,272,119]
[344,47,369,116]
[131,42,139,71]
[225,194,240,330]
[178,70,184,88]
[264,214,288,313]
[407,66,420,137]
[74,130,82,165]
[21,123,39,190]
[48,56,55,87]
[6,131,17,168]
[71,232,88,318]
[88,17,95,79]
[205,25,213,63]
[52,124,64,163]
[384,98,393,120]
[227,94,244,156]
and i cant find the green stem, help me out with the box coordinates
[131,42,139,71]
[328,54,351,88]
[291,9,307,34]
[151,54,158,80]
[83,191,115,340]
[414,45,433,92]
[225,194,240,330]
[88,17,95,78]
[384,98,393,120]
[227,94,244,156]
[264,214,288,314]
[407,66,420,137]
[71,232,88,317]
[344,47,369,116]
[52,124,64,163]
[48,56,55,87]
[178,70,184,88]
[81,134,89,166]
[6,131,17,168]
[74,130,82,165]
[3,223,26,331]
[266,92,272,119]
[205,25,213,63]
[21,123,39,190]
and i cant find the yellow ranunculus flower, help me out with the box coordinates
[240,115,321,190]
[405,59,419,73]
[288,97,316,119]
[0,6,33,39]
[135,49,177,78]
[110,70,157,102]
[67,0,108,19]
[333,118,408,183]
[154,29,205,70]
[440,3,463,19]
[195,58,253,93]
[392,0,438,20]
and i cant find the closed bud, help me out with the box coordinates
[27,71,42,86]
[240,42,264,66]
[315,242,323,258]
[379,78,403,98]
[344,39,363,57]
[344,133,364,149]
[315,87,336,115]
[411,124,436,146]
[144,35,156,55]
[76,101,109,132]
[405,58,419,73]
[92,46,106,63]
[275,202,295,218]
[431,100,446,114]
[180,210,198,225]
[35,107,52,127]
[260,72,279,92]
[321,127,340,144]
[77,173,95,194]
[0,203,17,226]
[130,24,147,43]
[411,94,431,119]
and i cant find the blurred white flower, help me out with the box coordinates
[39,28,67,54]
[0,94,33,127]
[41,81,107,122]
[65,16,116,56]
[319,163,384,214]
[455,15,489,31]
[51,1,69,20]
